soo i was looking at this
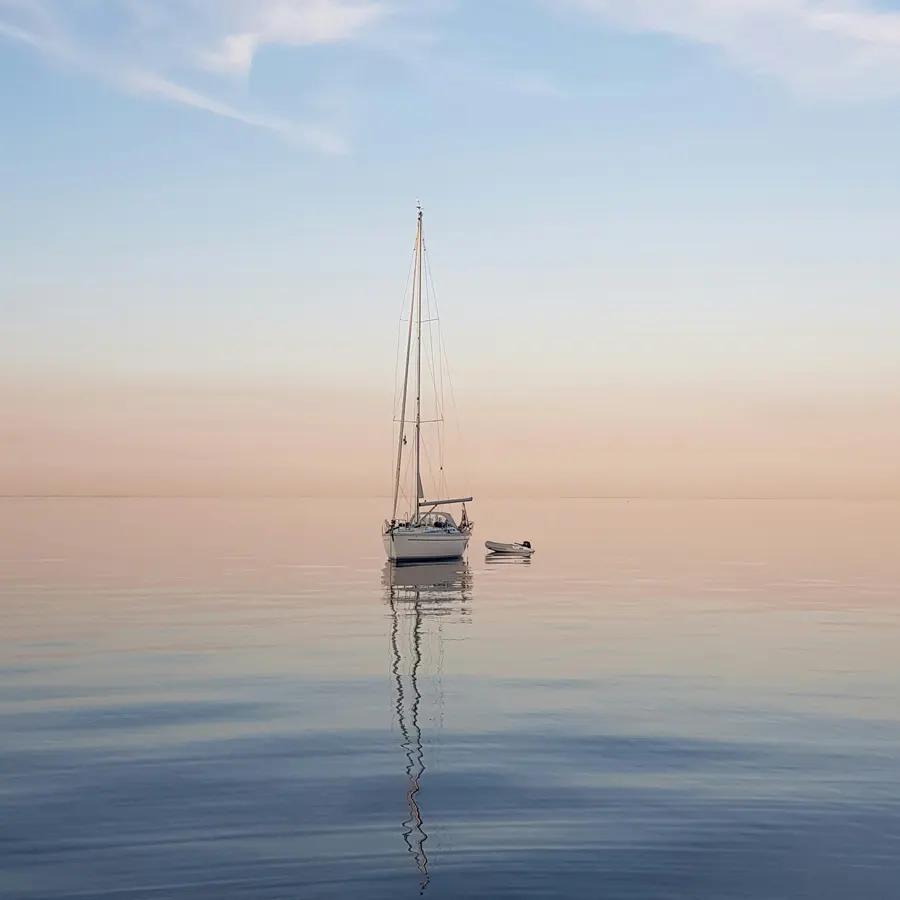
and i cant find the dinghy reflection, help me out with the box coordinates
[485,553,533,566]
[383,561,473,893]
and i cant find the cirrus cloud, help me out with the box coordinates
[5,1,900,156]
[0,0,390,152]
[554,0,900,99]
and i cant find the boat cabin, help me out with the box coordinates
[418,511,460,531]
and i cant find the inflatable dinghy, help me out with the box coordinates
[485,540,534,557]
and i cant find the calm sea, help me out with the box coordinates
[2,498,899,899]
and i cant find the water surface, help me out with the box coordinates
[2,498,899,898]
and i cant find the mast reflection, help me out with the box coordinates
[384,561,473,893]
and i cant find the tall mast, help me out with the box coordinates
[413,203,424,523]
[391,212,419,521]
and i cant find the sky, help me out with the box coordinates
[2,1,900,497]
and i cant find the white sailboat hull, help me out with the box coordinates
[384,529,470,563]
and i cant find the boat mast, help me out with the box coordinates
[414,203,424,524]
[391,211,419,522]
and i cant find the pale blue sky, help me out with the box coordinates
[3,0,900,395]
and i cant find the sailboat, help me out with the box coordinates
[383,205,474,563]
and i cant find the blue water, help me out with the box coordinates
[2,499,899,898]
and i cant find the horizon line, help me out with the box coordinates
[2,494,899,503]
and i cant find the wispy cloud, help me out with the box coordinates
[17,1,892,149]
[123,71,348,153]
[554,0,900,99]
[0,0,389,152]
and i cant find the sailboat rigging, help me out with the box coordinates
[383,205,473,563]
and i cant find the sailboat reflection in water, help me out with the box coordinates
[383,561,473,893]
